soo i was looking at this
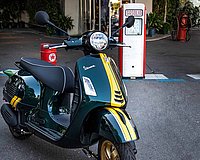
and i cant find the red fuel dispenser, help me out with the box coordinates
[40,43,57,65]
[177,13,189,42]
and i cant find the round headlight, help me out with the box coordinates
[89,32,108,51]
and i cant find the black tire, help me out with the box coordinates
[98,138,136,160]
[9,126,32,140]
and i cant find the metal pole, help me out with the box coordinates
[108,0,111,37]
[89,0,92,30]
[84,0,87,31]
[79,0,83,33]
[92,0,96,30]
[99,0,101,31]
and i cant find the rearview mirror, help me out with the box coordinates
[111,15,135,37]
[35,11,50,25]
[35,10,69,38]
[125,16,135,28]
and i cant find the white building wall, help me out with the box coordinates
[135,0,152,13]
[191,0,200,7]
[64,0,79,35]
[64,0,153,34]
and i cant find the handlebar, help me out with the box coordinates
[35,11,135,53]
[43,43,67,49]
[44,36,131,50]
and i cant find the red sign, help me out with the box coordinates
[125,9,143,17]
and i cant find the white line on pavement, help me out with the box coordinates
[145,74,168,80]
[187,74,200,80]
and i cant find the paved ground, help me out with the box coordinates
[0,28,200,160]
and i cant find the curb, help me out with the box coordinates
[146,34,171,42]
[13,29,67,40]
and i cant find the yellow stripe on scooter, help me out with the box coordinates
[100,53,125,107]
[106,108,132,141]
[115,108,138,140]
[10,96,18,105]
[13,97,22,108]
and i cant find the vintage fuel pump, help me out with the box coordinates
[177,12,189,42]
[119,3,146,78]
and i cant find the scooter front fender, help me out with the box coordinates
[99,107,139,143]
[84,107,139,144]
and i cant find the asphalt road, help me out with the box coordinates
[0,28,200,160]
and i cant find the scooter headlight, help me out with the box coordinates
[89,32,108,51]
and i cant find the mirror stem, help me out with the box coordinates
[111,23,126,37]
[47,21,70,39]
[111,27,121,37]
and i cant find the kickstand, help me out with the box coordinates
[82,147,98,159]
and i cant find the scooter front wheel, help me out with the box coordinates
[98,138,136,160]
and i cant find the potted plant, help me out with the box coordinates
[1,8,10,28]
[147,12,163,36]
[26,0,74,36]
[162,22,171,34]
[55,13,74,36]
[0,0,26,28]
[45,12,74,36]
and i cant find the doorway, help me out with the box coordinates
[79,0,134,34]
[79,0,109,33]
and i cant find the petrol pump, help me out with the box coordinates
[177,12,189,42]
[119,3,146,78]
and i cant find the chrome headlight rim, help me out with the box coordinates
[89,31,108,52]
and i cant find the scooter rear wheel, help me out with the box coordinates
[98,138,136,160]
[9,126,32,140]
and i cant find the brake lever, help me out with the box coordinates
[109,43,131,48]
[116,43,131,48]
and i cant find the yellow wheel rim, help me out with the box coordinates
[100,140,120,160]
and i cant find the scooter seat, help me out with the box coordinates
[20,58,74,93]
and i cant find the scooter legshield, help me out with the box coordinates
[74,54,137,145]
[75,53,127,107]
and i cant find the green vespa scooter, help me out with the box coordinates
[1,11,139,159]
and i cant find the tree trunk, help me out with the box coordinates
[164,0,167,22]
